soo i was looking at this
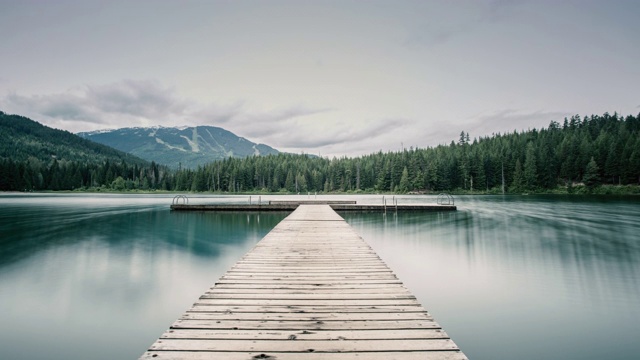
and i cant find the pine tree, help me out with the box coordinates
[398,167,410,193]
[523,143,537,190]
[583,157,600,190]
[511,159,524,193]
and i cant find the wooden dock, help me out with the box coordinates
[141,205,467,359]
[170,202,456,212]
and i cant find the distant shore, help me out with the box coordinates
[5,184,639,196]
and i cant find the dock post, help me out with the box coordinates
[249,196,252,205]
[258,196,261,205]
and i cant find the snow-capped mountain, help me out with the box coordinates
[78,125,279,169]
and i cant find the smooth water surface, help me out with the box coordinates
[342,195,640,360]
[1,193,639,359]
[0,193,287,360]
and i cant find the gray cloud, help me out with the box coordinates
[2,80,191,129]
[232,107,333,138]
[186,101,245,127]
[0,78,446,156]
[5,91,98,122]
[84,80,188,119]
[465,109,573,138]
[190,104,412,156]
[485,0,527,21]
[0,80,578,158]
[274,118,409,149]
[0,80,349,152]
[404,0,524,47]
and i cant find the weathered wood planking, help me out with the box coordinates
[141,352,467,360]
[141,205,467,359]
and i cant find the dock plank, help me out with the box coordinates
[141,351,468,360]
[171,319,441,330]
[180,312,433,321]
[205,287,411,294]
[194,299,422,306]
[160,328,451,340]
[149,338,460,352]
[141,205,467,359]
[188,305,425,313]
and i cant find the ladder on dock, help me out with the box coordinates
[140,204,467,360]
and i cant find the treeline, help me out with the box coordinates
[172,112,640,193]
[1,111,639,193]
[0,158,171,191]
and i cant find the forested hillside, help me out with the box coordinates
[0,111,170,191]
[172,112,640,193]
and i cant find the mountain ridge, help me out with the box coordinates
[0,111,148,166]
[0,110,164,191]
[78,125,279,169]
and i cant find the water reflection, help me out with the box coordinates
[0,195,287,360]
[1,194,639,360]
[341,195,640,360]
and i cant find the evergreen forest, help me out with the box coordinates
[172,112,640,194]
[0,111,169,191]
[1,111,639,194]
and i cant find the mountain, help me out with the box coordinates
[0,111,147,166]
[78,125,279,169]
[0,111,183,191]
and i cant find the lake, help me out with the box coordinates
[0,193,639,359]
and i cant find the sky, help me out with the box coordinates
[1,0,639,157]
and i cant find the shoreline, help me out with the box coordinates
[3,184,639,196]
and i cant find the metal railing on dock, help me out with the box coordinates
[171,195,188,205]
[437,193,454,205]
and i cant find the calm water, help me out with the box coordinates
[0,194,639,359]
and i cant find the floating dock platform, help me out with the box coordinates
[141,204,467,359]
[170,199,456,212]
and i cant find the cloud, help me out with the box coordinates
[404,0,524,47]
[0,80,358,152]
[225,106,333,138]
[189,102,244,125]
[1,80,339,138]
[1,80,193,130]
[276,117,409,149]
[84,80,189,119]
[464,109,573,137]
[223,106,412,151]
[5,91,97,122]
[0,79,418,157]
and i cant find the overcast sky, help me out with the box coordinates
[1,0,638,157]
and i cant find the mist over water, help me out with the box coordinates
[0,194,638,359]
